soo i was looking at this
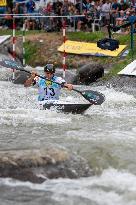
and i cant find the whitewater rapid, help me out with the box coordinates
[0,75,136,205]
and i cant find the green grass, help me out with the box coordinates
[0,29,42,36]
[0,29,132,44]
[24,41,39,64]
[67,31,136,79]
[1,29,136,80]
[67,31,105,42]
[25,31,136,79]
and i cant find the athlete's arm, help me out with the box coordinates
[64,83,73,91]
[54,76,73,91]
[24,71,37,87]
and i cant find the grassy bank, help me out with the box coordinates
[68,31,136,80]
[1,29,136,80]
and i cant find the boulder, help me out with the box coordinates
[0,148,93,183]
[55,69,77,84]
[77,63,104,85]
[5,37,23,63]
[13,70,30,84]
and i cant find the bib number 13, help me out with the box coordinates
[44,87,55,96]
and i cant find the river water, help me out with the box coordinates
[0,67,136,205]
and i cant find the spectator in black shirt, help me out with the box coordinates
[52,0,63,15]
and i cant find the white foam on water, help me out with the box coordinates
[67,87,136,144]
[0,108,72,126]
[1,81,135,136]
[86,87,136,115]
[0,76,136,204]
[0,81,76,126]
[0,168,136,205]
[103,88,136,104]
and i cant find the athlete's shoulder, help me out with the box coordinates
[34,76,39,81]
[34,76,45,86]
[53,76,66,83]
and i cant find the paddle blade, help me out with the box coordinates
[81,90,105,105]
[0,59,23,70]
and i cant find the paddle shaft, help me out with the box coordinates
[0,59,84,98]
[0,59,105,105]
[22,69,89,101]
[22,69,68,87]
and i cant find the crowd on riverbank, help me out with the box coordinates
[0,0,136,33]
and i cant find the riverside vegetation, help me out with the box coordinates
[1,29,136,81]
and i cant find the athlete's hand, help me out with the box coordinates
[31,71,37,79]
[65,83,73,91]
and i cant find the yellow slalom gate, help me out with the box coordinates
[58,40,126,57]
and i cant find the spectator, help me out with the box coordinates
[46,2,52,14]
[13,2,24,14]
[4,7,12,29]
[111,0,121,26]
[116,9,126,26]
[120,0,129,11]
[61,0,70,16]
[101,0,111,26]
[94,1,102,19]
[83,0,92,12]
[24,18,36,30]
[13,2,24,28]
[76,10,88,31]
[52,0,63,15]
[75,0,81,13]
[26,0,35,13]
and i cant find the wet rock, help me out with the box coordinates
[5,37,23,62]
[13,71,30,84]
[0,167,44,184]
[77,63,104,85]
[0,148,93,183]
[55,69,77,84]
[95,75,136,89]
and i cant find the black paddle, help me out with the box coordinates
[0,59,105,105]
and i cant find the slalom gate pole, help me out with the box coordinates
[0,14,84,80]
[22,20,26,66]
[62,19,66,78]
[12,17,16,80]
